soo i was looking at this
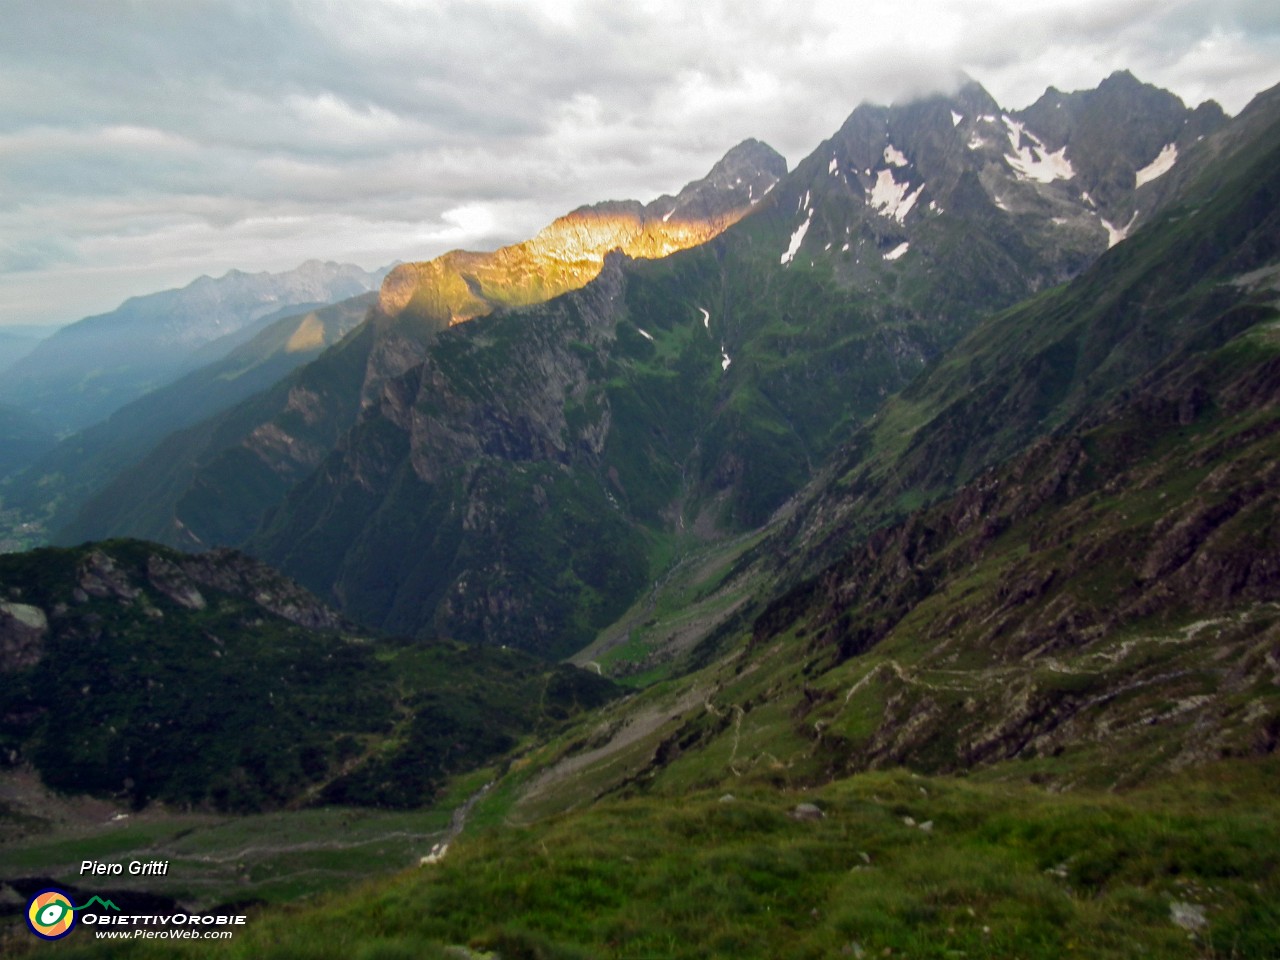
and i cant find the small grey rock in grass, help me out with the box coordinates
[1169,901,1207,931]
[791,802,825,821]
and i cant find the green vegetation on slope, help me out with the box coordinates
[787,89,1280,572]
[27,761,1280,959]
[0,540,617,812]
[249,175,1058,655]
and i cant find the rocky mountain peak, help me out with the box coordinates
[655,138,788,222]
[1012,72,1226,219]
[946,76,1002,119]
[760,71,1229,285]
[702,137,787,185]
[376,140,784,328]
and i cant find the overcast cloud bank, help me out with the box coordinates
[2,0,1277,326]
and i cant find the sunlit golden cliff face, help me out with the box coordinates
[376,139,787,328]
[377,205,748,327]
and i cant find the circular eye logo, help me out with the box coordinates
[26,889,77,940]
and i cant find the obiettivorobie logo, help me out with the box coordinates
[25,889,119,941]
[25,888,248,941]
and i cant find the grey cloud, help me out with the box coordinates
[2,0,1278,327]
[0,239,81,274]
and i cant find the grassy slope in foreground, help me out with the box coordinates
[23,759,1280,959]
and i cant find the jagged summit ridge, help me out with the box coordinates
[377,140,786,325]
[765,72,1227,275]
[655,137,788,217]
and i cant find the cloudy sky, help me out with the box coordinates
[2,0,1278,328]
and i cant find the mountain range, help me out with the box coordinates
[0,293,377,549]
[0,259,390,437]
[2,69,1278,958]
[0,325,63,376]
[36,71,1230,656]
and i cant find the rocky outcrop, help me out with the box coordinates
[250,256,646,655]
[0,600,48,672]
[0,541,349,677]
[176,549,350,632]
[76,550,142,602]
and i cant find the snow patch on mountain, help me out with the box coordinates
[1002,116,1074,183]
[637,328,654,341]
[829,156,839,175]
[868,169,923,224]
[951,111,963,127]
[1135,143,1177,187]
[884,242,910,261]
[1101,211,1138,248]
[781,212,813,265]
[883,144,909,167]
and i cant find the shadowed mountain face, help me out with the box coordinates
[54,141,788,558]
[766,80,1280,585]
[48,74,1234,658]
[237,75,1227,655]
